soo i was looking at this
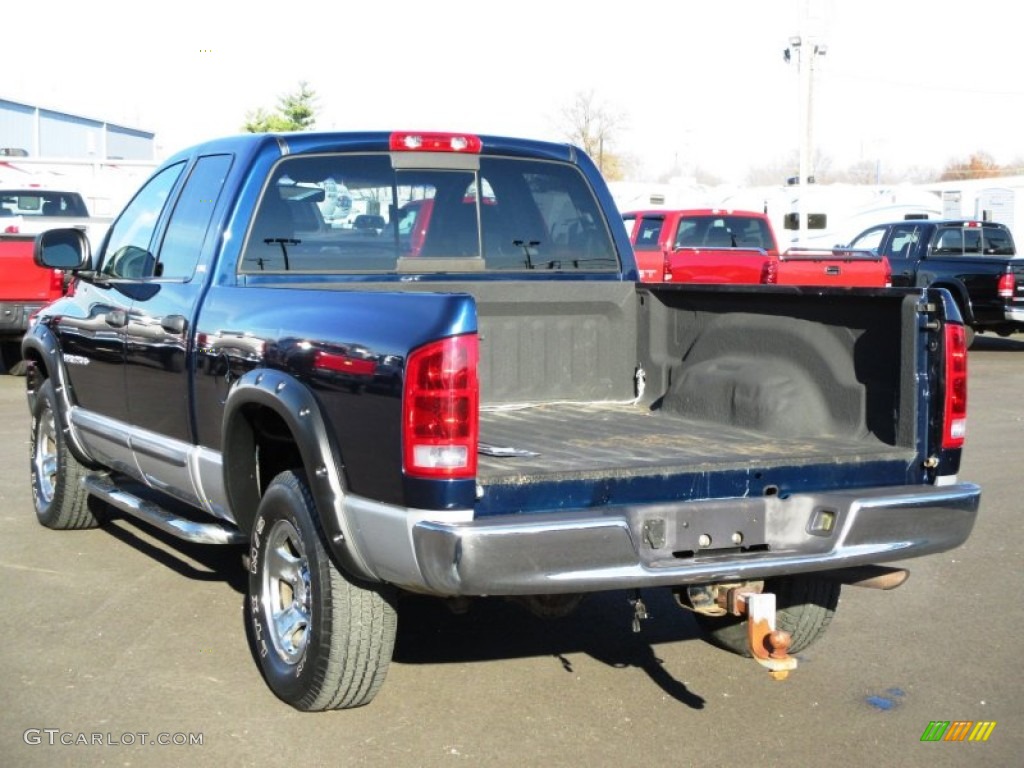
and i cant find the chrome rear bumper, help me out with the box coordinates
[343,483,980,596]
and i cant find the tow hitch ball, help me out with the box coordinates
[677,584,797,680]
[737,591,797,681]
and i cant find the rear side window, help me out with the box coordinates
[240,154,618,273]
[633,217,665,251]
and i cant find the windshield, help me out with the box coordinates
[240,154,618,273]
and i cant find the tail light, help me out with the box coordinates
[997,268,1015,298]
[941,323,968,449]
[662,252,673,282]
[882,257,892,288]
[49,268,64,295]
[760,259,778,284]
[3,224,17,234]
[403,334,479,478]
[390,131,482,153]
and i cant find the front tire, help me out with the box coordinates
[687,576,840,656]
[247,471,397,710]
[30,379,99,529]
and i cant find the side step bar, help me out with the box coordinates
[83,475,246,545]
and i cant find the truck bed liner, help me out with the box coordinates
[478,401,911,484]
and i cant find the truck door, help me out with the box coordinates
[631,214,666,281]
[882,223,924,287]
[123,154,233,445]
[52,162,186,424]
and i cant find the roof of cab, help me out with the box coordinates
[161,131,579,167]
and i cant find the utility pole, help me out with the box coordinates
[785,1,826,245]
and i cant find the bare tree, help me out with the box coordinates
[940,151,1007,181]
[560,90,627,180]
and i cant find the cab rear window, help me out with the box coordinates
[933,224,1015,256]
[240,154,618,273]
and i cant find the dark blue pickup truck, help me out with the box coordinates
[847,218,1024,344]
[24,130,980,710]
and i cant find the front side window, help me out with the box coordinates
[239,154,618,273]
[848,226,886,252]
[154,154,233,280]
[883,224,921,260]
[101,162,186,278]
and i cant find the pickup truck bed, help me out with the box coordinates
[330,279,919,505]
[479,402,909,481]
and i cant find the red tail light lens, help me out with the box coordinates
[883,257,892,288]
[403,334,479,478]
[942,323,968,449]
[997,269,1015,298]
[760,259,778,284]
[49,268,65,294]
[3,224,18,234]
[390,132,482,153]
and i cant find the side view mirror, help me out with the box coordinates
[34,228,92,270]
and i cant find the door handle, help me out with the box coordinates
[160,315,188,334]
[105,310,127,328]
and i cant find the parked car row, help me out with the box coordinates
[622,208,890,287]
[622,207,1023,345]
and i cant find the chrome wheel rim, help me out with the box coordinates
[260,519,312,665]
[33,406,58,505]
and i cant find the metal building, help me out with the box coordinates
[0,97,155,161]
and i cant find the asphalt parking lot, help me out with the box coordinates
[1,336,1022,768]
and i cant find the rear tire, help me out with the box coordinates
[30,379,100,529]
[687,576,840,656]
[247,470,397,710]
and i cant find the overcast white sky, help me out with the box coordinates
[8,0,1023,183]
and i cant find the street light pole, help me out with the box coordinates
[786,28,826,245]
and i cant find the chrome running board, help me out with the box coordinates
[83,475,245,545]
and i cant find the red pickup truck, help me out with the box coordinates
[623,208,890,287]
[1,187,109,371]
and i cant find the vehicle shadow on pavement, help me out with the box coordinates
[91,506,709,709]
[394,588,708,709]
[97,512,248,593]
